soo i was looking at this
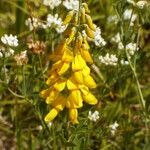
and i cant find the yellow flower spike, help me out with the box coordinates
[72,54,86,71]
[46,89,59,104]
[80,49,93,64]
[67,90,83,108]
[81,7,86,23]
[69,109,79,124]
[82,3,90,13]
[85,25,94,39]
[66,27,76,45]
[82,65,90,76]
[85,14,96,31]
[63,10,74,25]
[52,95,66,111]
[84,75,97,88]
[62,49,73,62]
[73,71,83,84]
[44,108,59,122]
[53,79,66,92]
[82,92,98,105]
[67,77,78,90]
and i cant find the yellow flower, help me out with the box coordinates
[40,2,98,124]
[69,109,79,124]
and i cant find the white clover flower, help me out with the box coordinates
[109,121,119,135]
[94,27,106,47]
[63,0,79,11]
[121,60,129,65]
[25,17,42,31]
[43,0,61,9]
[88,111,100,122]
[123,9,137,26]
[1,34,18,47]
[0,47,14,58]
[99,53,118,66]
[107,15,119,24]
[14,50,28,66]
[47,14,67,33]
[126,42,139,56]
[111,33,121,43]
[136,1,148,9]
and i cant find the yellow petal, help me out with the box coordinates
[81,49,93,64]
[46,89,59,104]
[67,90,83,108]
[54,79,66,92]
[82,66,90,76]
[53,61,70,75]
[82,92,98,105]
[62,49,73,62]
[69,109,79,124]
[52,95,66,111]
[63,10,74,25]
[40,88,51,98]
[73,71,83,84]
[44,108,59,122]
[46,71,59,85]
[72,54,86,71]
[79,85,89,95]
[84,75,97,88]
[67,77,78,90]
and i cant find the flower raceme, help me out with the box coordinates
[40,2,98,124]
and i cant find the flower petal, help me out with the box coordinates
[69,109,79,124]
[54,79,66,92]
[82,92,98,105]
[84,75,97,88]
[44,108,58,122]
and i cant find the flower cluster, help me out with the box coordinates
[99,53,118,66]
[1,34,18,47]
[47,14,67,33]
[63,0,79,11]
[0,47,14,58]
[14,51,28,66]
[109,121,119,135]
[40,2,100,124]
[43,0,61,10]
[88,110,99,122]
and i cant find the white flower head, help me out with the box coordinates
[136,1,148,9]
[107,15,119,24]
[47,14,67,33]
[94,26,106,47]
[43,0,61,9]
[25,17,43,31]
[123,9,137,26]
[121,60,129,65]
[111,33,121,43]
[126,42,139,56]
[1,34,18,47]
[63,0,79,11]
[14,50,28,66]
[88,110,100,122]
[109,121,119,135]
[99,53,118,66]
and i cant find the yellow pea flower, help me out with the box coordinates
[67,90,83,108]
[82,92,98,105]
[83,75,97,88]
[69,109,79,124]
[44,108,59,122]
[72,54,86,71]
